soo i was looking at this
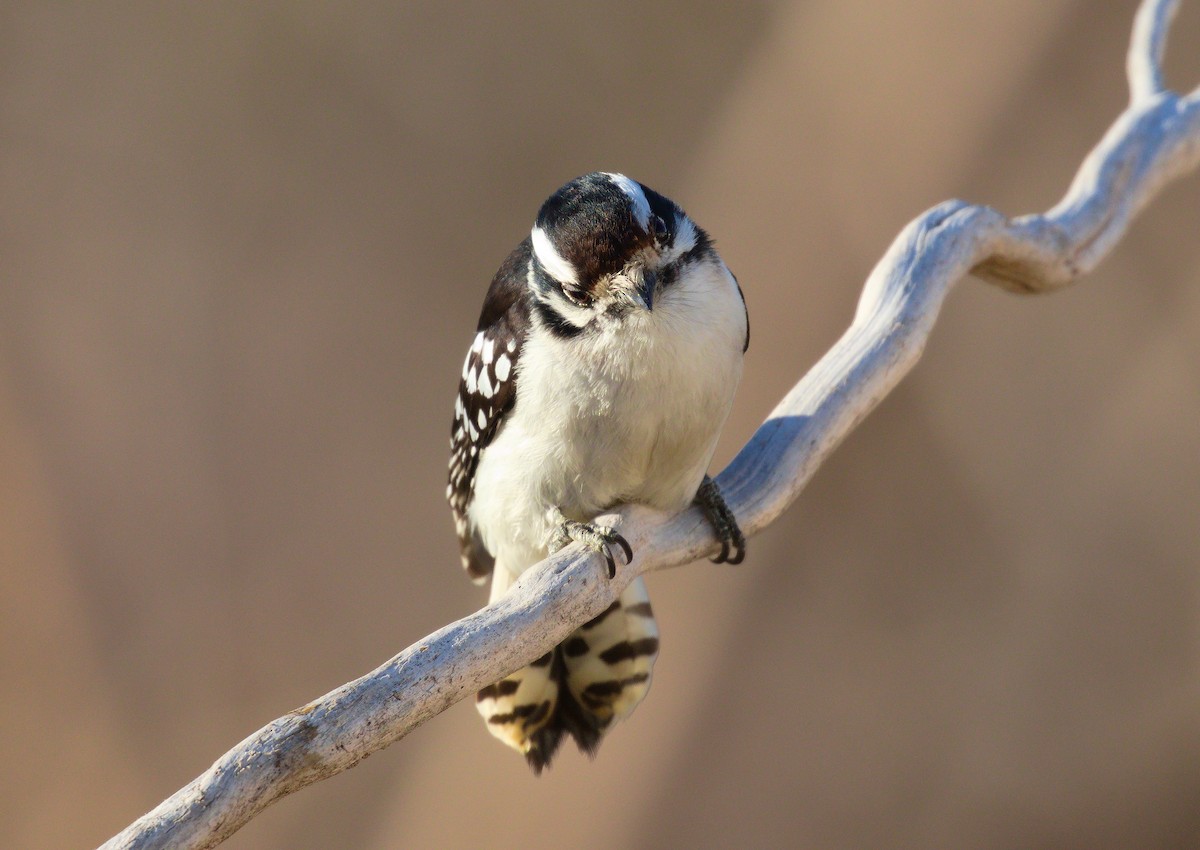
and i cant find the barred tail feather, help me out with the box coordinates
[475,572,659,773]
[475,648,560,772]
[562,578,658,730]
[475,567,562,771]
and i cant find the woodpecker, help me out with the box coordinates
[448,172,748,771]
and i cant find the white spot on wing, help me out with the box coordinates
[471,332,484,354]
[477,409,487,429]
[603,172,651,229]
[479,369,493,398]
[495,353,511,382]
[466,367,477,394]
[482,338,495,364]
[531,226,578,285]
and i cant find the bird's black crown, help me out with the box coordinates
[534,172,680,292]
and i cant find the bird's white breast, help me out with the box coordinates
[470,256,746,575]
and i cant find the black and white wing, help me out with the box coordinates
[448,238,532,582]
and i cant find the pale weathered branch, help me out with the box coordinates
[1129,0,1177,101]
[101,2,1200,848]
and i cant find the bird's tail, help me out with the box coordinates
[474,574,659,773]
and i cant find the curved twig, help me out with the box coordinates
[1129,0,1178,101]
[101,2,1200,848]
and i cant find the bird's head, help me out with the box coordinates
[527,172,704,332]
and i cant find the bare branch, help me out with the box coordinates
[1128,0,1178,101]
[101,2,1200,848]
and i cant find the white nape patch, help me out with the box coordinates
[603,172,651,229]
[495,353,511,382]
[531,226,578,285]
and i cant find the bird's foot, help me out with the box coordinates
[549,509,632,578]
[695,476,746,565]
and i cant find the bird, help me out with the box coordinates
[447,171,749,772]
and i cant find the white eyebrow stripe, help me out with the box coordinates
[531,226,578,285]
[672,214,697,255]
[603,172,652,229]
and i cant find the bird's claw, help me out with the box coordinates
[550,513,632,578]
[695,476,746,565]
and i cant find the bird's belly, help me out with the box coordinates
[553,382,721,515]
[471,261,745,574]
[472,394,725,573]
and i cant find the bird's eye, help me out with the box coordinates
[652,215,669,242]
[561,283,591,306]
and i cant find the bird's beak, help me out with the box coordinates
[632,269,657,312]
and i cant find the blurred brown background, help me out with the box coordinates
[2,1,1199,848]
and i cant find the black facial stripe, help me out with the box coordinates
[527,257,590,338]
[659,230,715,289]
[530,256,593,309]
[680,228,713,263]
[532,297,584,339]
